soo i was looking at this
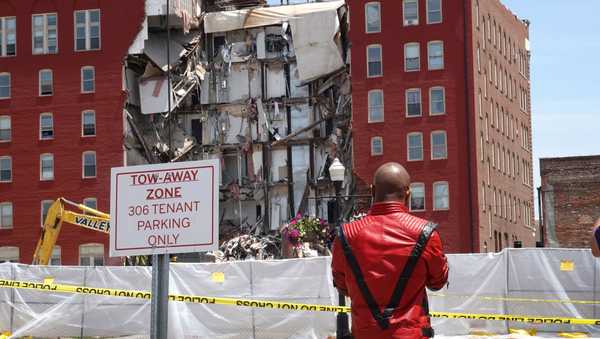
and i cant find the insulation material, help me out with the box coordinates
[270,149,288,183]
[270,103,288,138]
[292,145,310,213]
[226,63,261,102]
[290,104,312,138]
[139,76,176,114]
[269,187,288,230]
[203,1,345,33]
[266,64,286,99]
[143,34,187,72]
[289,63,310,98]
[252,145,263,180]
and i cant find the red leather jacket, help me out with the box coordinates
[332,202,448,338]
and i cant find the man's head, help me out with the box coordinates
[372,162,411,204]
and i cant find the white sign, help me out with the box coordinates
[110,160,219,257]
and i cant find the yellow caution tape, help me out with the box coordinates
[430,293,600,305]
[1,279,599,326]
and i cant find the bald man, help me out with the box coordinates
[332,162,448,338]
[592,218,600,257]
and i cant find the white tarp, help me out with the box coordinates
[1,249,599,338]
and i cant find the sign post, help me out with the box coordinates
[110,159,219,338]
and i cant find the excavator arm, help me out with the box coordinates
[32,198,110,265]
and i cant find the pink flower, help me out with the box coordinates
[295,213,302,219]
[290,219,297,225]
[319,219,326,226]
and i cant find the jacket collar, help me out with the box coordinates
[368,201,408,215]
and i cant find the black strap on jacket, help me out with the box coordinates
[337,221,438,331]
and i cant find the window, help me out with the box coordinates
[41,200,53,226]
[368,90,384,122]
[0,246,18,262]
[407,132,423,161]
[32,13,57,54]
[429,87,445,115]
[476,46,481,72]
[83,151,96,178]
[81,66,95,93]
[365,2,381,33]
[406,88,422,117]
[0,116,10,142]
[403,0,419,26]
[0,73,10,99]
[431,131,447,160]
[39,69,53,96]
[50,246,61,266]
[433,181,449,210]
[40,113,54,139]
[404,43,420,71]
[0,17,16,56]
[428,41,444,70]
[0,203,12,229]
[74,9,101,51]
[410,183,425,211]
[0,156,11,182]
[367,45,382,77]
[427,0,442,24]
[83,197,97,210]
[79,243,104,266]
[40,153,54,181]
[371,137,383,156]
[82,110,96,136]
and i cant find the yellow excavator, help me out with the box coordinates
[32,198,110,265]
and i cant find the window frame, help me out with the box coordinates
[83,197,97,210]
[427,41,444,70]
[433,181,450,211]
[0,17,17,57]
[82,151,97,178]
[0,246,18,262]
[367,90,384,123]
[40,153,54,181]
[364,2,382,34]
[405,88,422,117]
[407,132,424,161]
[31,13,58,55]
[40,199,53,227]
[39,112,54,140]
[429,86,446,116]
[403,0,419,26]
[370,136,383,156]
[74,9,101,52]
[0,115,10,142]
[38,69,53,96]
[404,42,420,72]
[409,182,426,212]
[366,44,383,78]
[81,66,95,93]
[0,73,10,99]
[0,202,13,229]
[82,110,96,137]
[426,0,443,24]
[49,246,61,266]
[0,156,11,183]
[79,243,104,266]
[431,130,448,160]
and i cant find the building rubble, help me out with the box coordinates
[122,0,354,258]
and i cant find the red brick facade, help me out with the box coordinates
[0,0,144,264]
[540,156,600,248]
[348,0,535,253]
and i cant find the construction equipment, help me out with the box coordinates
[32,198,110,265]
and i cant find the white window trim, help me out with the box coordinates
[40,199,53,226]
[0,17,17,57]
[0,115,10,142]
[0,156,12,183]
[433,181,450,211]
[409,182,426,212]
[81,110,96,137]
[39,112,54,140]
[404,42,420,72]
[31,13,58,55]
[430,130,448,160]
[371,136,383,156]
[83,197,97,208]
[40,153,54,181]
[50,245,61,265]
[74,9,101,52]
[429,86,446,116]
[38,69,53,97]
[426,0,443,24]
[81,66,95,93]
[366,44,383,78]
[403,0,419,26]
[0,202,13,229]
[407,132,424,161]
[427,41,444,70]
[0,72,11,99]
[405,88,422,117]
[79,243,104,266]
[82,151,97,178]
[367,89,384,123]
[365,2,381,34]
[0,246,18,262]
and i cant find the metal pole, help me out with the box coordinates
[334,181,350,339]
[151,254,169,339]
